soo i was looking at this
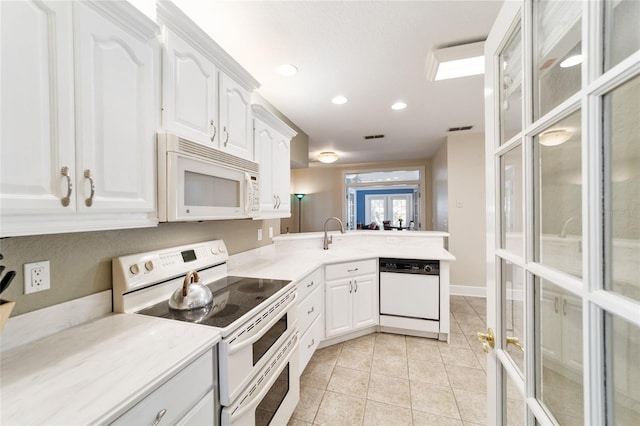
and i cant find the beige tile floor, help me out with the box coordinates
[289,296,489,426]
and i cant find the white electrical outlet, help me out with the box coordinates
[257,229,263,241]
[24,261,51,294]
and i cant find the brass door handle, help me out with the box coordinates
[477,328,495,353]
[506,336,524,351]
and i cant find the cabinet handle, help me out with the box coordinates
[276,195,281,209]
[60,166,72,207]
[307,338,315,348]
[349,280,352,293]
[152,408,167,426]
[210,119,217,142]
[83,169,95,207]
[562,298,567,316]
[307,306,314,315]
[223,126,229,146]
[553,296,558,314]
[347,268,359,273]
[354,279,358,293]
[306,281,314,288]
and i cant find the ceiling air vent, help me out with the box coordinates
[447,126,473,132]
[363,134,385,140]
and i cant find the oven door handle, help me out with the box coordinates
[227,333,298,422]
[227,291,298,356]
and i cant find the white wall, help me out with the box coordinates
[432,140,448,232]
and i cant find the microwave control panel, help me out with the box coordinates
[248,174,260,214]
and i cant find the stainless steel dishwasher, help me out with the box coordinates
[379,258,441,336]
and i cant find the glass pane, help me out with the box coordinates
[605,0,640,71]
[534,0,582,118]
[500,26,523,143]
[344,169,420,184]
[607,313,640,424]
[504,367,525,426]
[536,278,584,425]
[536,110,582,277]
[501,145,524,257]
[503,260,524,373]
[392,198,407,227]
[605,75,640,302]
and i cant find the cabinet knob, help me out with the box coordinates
[60,166,73,207]
[152,408,167,426]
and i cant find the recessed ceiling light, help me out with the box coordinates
[332,96,348,105]
[560,54,582,68]
[277,64,298,76]
[391,102,407,110]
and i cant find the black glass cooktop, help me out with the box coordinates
[136,276,291,328]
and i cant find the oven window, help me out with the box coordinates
[255,364,289,426]
[184,171,239,207]
[253,314,287,366]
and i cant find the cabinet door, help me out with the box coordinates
[162,28,218,146]
[325,279,352,338]
[255,120,276,213]
[352,275,378,330]
[273,134,291,215]
[219,73,253,160]
[74,2,157,213]
[540,289,563,363]
[0,1,76,215]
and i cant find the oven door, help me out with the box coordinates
[218,287,298,406]
[221,330,299,426]
[166,152,252,221]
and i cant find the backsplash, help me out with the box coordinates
[0,219,279,316]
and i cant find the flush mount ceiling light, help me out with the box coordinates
[277,64,298,76]
[425,41,485,81]
[331,95,348,105]
[560,54,583,68]
[317,151,339,163]
[539,129,573,146]
[391,101,407,110]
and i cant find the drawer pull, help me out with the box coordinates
[307,338,315,348]
[347,268,359,273]
[152,409,167,426]
[307,280,314,288]
[307,306,314,315]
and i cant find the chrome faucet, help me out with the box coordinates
[559,216,577,238]
[323,217,345,250]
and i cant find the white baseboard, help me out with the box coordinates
[450,285,486,298]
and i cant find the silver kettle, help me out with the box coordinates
[168,270,213,311]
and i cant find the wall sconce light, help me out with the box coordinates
[539,129,573,147]
[295,194,305,233]
[317,151,339,163]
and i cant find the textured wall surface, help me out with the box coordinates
[0,219,279,315]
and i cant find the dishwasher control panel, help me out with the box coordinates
[379,258,439,275]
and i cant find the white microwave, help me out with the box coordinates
[157,133,260,222]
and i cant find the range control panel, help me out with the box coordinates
[113,240,229,294]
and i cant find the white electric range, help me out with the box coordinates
[112,240,300,426]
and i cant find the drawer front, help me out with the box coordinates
[176,389,214,426]
[297,267,322,302]
[325,259,377,281]
[111,350,214,425]
[299,315,323,371]
[298,285,322,334]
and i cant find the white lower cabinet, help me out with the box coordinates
[111,350,215,425]
[296,268,323,371]
[541,288,583,372]
[325,260,378,339]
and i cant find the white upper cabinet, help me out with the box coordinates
[252,105,296,218]
[0,1,76,215]
[74,2,157,213]
[157,1,259,161]
[0,1,159,237]
[162,27,218,145]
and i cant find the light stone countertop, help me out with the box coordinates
[228,234,455,281]
[0,313,220,425]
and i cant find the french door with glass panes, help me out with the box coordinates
[484,1,639,425]
[364,194,412,228]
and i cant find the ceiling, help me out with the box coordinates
[172,0,503,165]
